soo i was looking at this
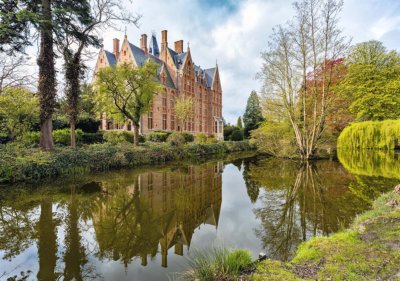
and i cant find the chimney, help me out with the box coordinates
[161,30,168,51]
[113,38,120,58]
[140,34,148,54]
[174,40,183,54]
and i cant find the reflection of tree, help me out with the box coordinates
[248,159,377,261]
[37,199,58,281]
[242,158,261,203]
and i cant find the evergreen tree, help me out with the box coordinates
[243,91,264,138]
[237,116,243,129]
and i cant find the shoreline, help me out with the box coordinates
[0,141,256,185]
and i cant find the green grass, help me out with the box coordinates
[179,246,252,281]
[250,188,400,281]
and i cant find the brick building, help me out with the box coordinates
[94,30,224,140]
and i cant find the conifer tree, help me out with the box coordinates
[243,91,264,138]
[237,116,243,129]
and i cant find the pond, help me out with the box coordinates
[0,151,398,280]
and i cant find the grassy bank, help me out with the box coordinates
[251,186,400,281]
[0,141,255,184]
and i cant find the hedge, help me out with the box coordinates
[0,141,255,184]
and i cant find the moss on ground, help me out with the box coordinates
[250,188,400,281]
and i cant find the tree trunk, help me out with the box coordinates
[38,0,56,150]
[70,123,76,148]
[134,124,139,146]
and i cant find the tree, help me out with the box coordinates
[236,116,243,129]
[0,0,97,149]
[57,0,140,148]
[0,54,35,93]
[259,0,348,159]
[0,87,39,140]
[175,95,194,132]
[95,62,160,146]
[338,41,400,121]
[243,91,264,138]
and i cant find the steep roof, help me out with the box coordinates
[204,68,216,88]
[104,50,117,65]
[148,34,160,57]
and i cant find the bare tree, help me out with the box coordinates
[55,0,141,147]
[260,0,349,159]
[0,55,36,94]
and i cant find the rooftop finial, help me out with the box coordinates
[124,26,127,36]
[187,41,190,50]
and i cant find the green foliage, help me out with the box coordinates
[0,87,39,140]
[337,120,400,150]
[76,117,100,133]
[195,133,208,144]
[183,246,252,281]
[181,132,195,143]
[53,129,83,146]
[145,131,171,142]
[167,132,186,146]
[236,116,243,129]
[338,41,400,121]
[81,132,104,144]
[243,91,264,138]
[224,125,244,141]
[0,141,254,183]
[230,128,244,141]
[174,95,194,130]
[103,130,136,144]
[251,121,297,157]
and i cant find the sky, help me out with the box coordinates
[97,0,400,124]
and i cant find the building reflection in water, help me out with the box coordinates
[92,161,223,268]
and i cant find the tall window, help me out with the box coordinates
[148,112,153,129]
[162,113,167,130]
[171,115,175,130]
[162,94,167,108]
[170,96,174,108]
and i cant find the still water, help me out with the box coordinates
[0,151,398,280]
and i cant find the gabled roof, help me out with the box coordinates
[104,50,117,65]
[129,43,148,66]
[168,48,188,70]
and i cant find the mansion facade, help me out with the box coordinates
[94,30,223,140]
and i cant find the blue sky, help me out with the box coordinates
[99,0,400,124]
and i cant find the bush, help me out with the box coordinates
[53,128,83,146]
[103,130,134,144]
[167,132,186,146]
[76,117,100,133]
[181,132,194,143]
[195,133,208,144]
[82,132,104,144]
[146,131,171,142]
[21,131,40,147]
[206,135,218,144]
[231,128,244,141]
[52,118,69,130]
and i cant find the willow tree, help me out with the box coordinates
[95,62,160,145]
[57,0,140,148]
[260,0,348,159]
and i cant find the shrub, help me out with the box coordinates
[146,131,171,142]
[21,131,40,147]
[53,118,69,130]
[76,117,100,133]
[167,132,186,146]
[181,132,194,143]
[195,133,208,144]
[82,132,104,144]
[230,128,244,141]
[206,135,218,144]
[53,128,83,146]
[103,130,134,144]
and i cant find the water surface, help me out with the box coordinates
[0,152,397,280]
